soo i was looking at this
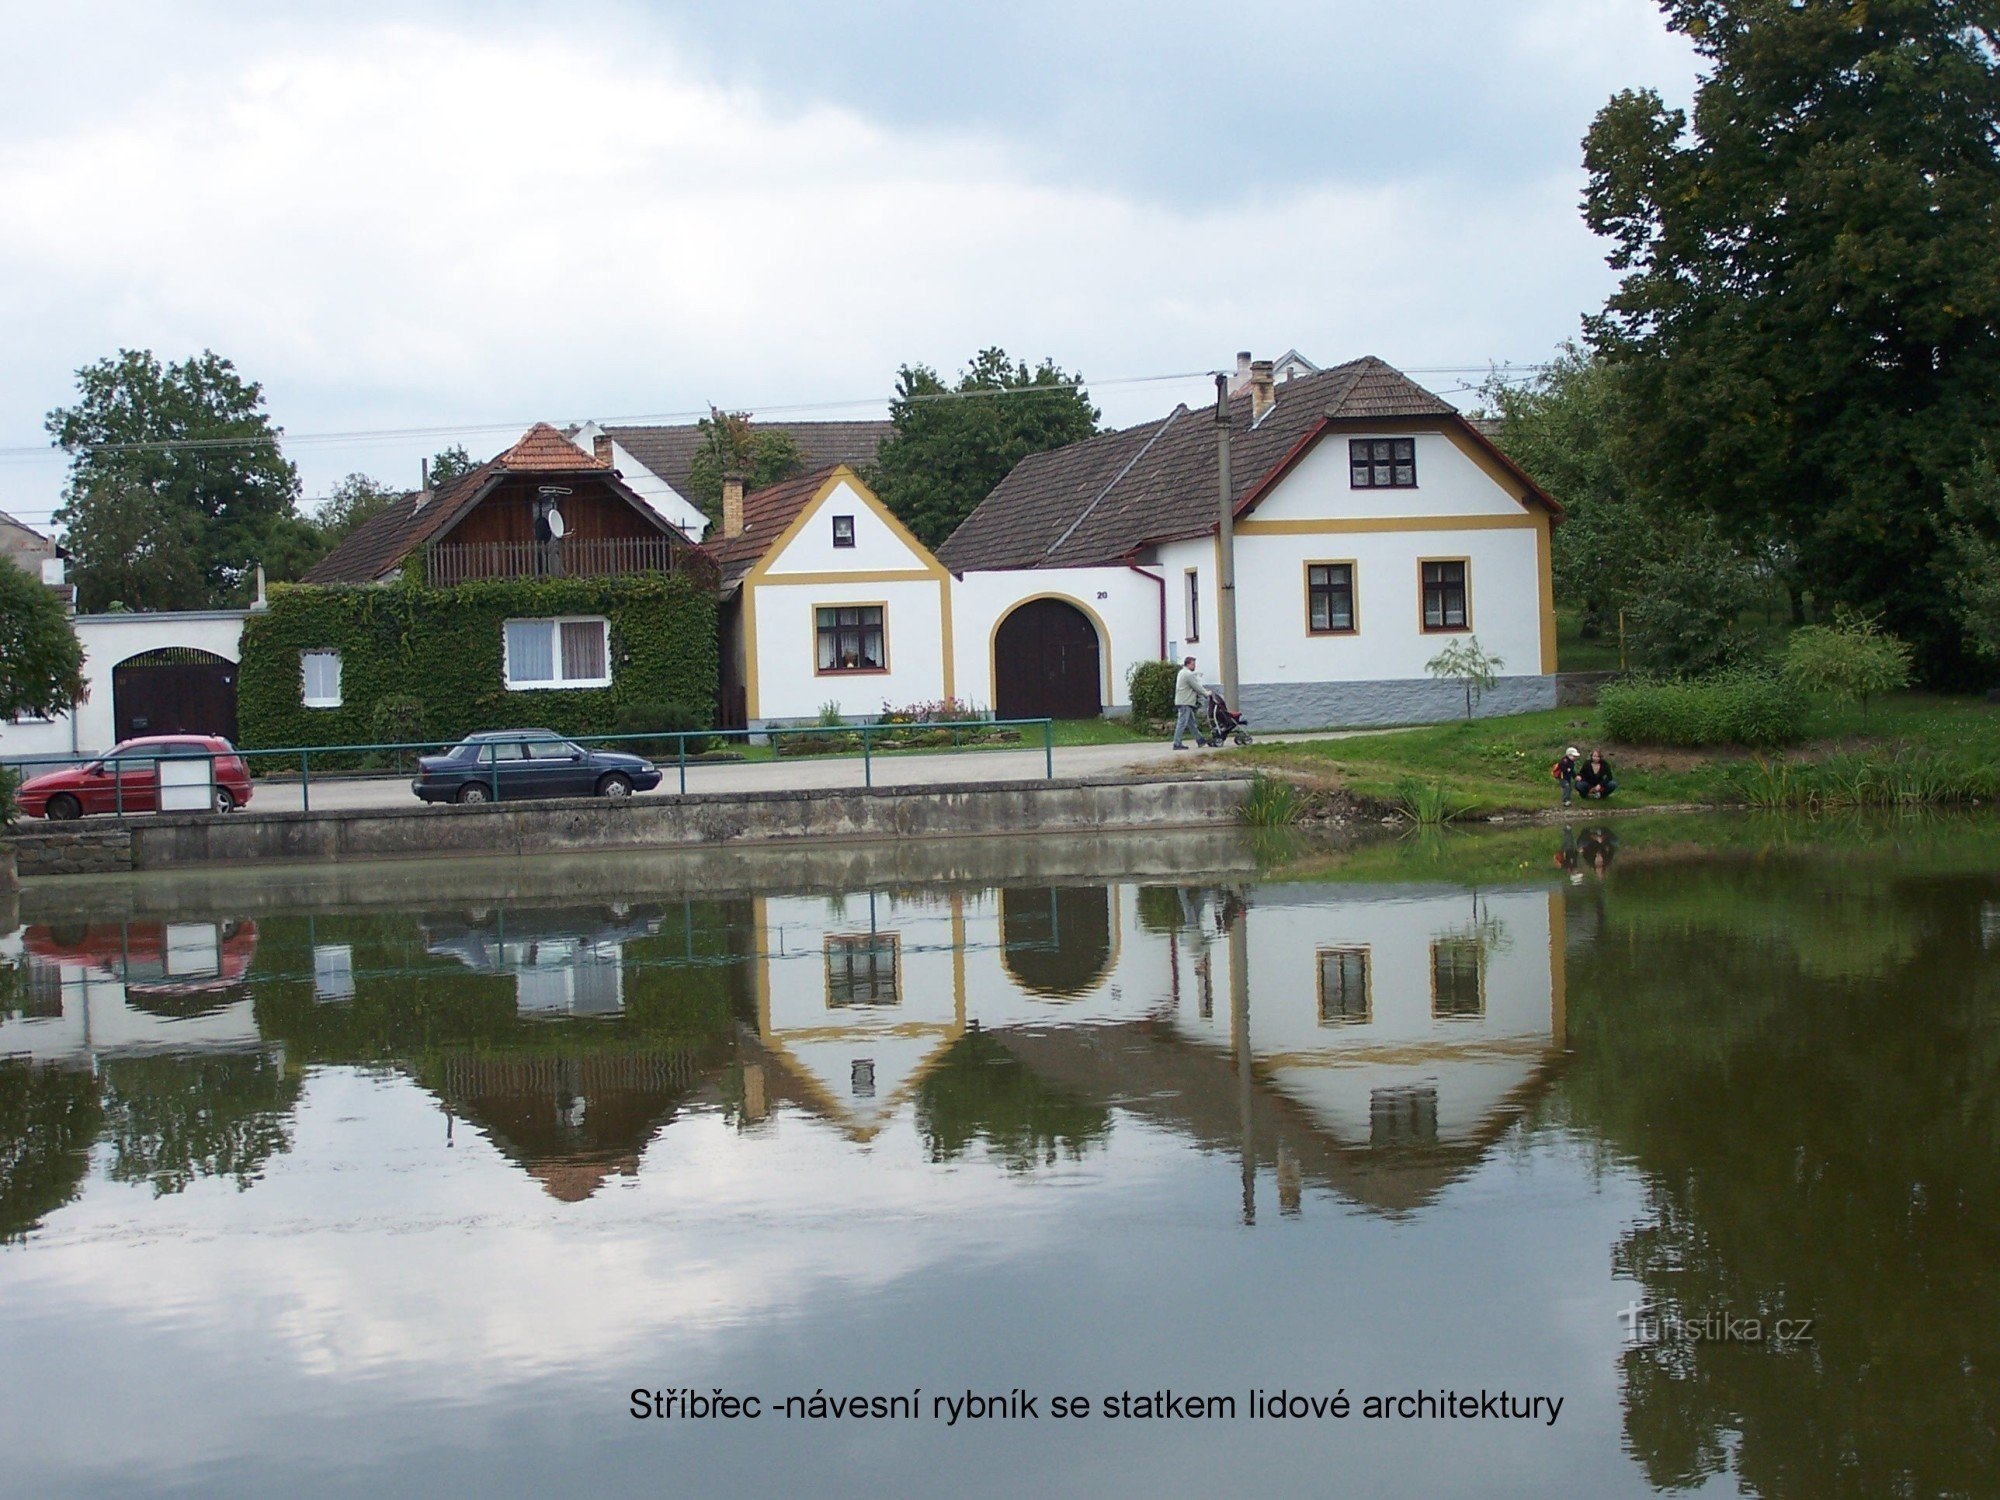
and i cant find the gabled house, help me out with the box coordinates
[937,355,1561,729]
[238,423,718,750]
[306,422,701,588]
[713,464,954,728]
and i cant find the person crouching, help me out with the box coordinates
[1576,749,1618,800]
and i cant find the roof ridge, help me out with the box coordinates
[1041,405,1186,563]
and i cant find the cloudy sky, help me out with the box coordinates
[0,0,1700,524]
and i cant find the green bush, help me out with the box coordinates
[1599,671,1808,748]
[1127,660,1179,724]
[1782,612,1912,718]
[0,763,17,828]
[611,700,712,758]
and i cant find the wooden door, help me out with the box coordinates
[994,599,1102,720]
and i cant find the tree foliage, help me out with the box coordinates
[1940,451,2000,666]
[46,349,303,611]
[1425,635,1504,719]
[1783,609,1914,716]
[427,444,476,490]
[1483,345,1662,637]
[0,562,87,722]
[1623,517,1764,676]
[684,409,806,520]
[1581,0,2000,679]
[872,348,1099,549]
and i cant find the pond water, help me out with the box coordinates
[1,817,1995,1498]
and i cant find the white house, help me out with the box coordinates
[565,422,712,542]
[714,465,957,728]
[936,355,1562,730]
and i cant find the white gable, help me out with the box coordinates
[1251,429,1531,524]
[764,478,935,576]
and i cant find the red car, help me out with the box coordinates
[15,735,253,820]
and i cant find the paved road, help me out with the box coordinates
[239,735,1287,814]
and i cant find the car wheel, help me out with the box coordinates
[456,782,491,805]
[45,793,82,822]
[596,772,634,800]
[213,787,237,814]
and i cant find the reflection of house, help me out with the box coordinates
[0,920,265,1065]
[421,906,665,1018]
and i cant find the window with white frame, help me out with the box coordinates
[503,617,611,689]
[301,650,343,708]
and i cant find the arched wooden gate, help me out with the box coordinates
[993,598,1102,720]
[112,648,240,743]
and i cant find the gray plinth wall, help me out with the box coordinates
[1238,674,1559,732]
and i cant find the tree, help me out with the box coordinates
[314,473,403,546]
[0,564,87,723]
[1425,636,1504,719]
[872,348,1099,548]
[1581,1,2000,679]
[1940,452,2000,666]
[427,444,476,490]
[1783,610,1914,718]
[1482,345,1664,638]
[1623,518,1763,676]
[683,409,806,520]
[46,350,302,610]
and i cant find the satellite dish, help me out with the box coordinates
[545,507,566,539]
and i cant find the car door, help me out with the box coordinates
[524,736,590,796]
[482,737,534,800]
[90,748,160,814]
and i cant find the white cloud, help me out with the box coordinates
[0,7,1659,516]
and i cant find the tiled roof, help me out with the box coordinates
[498,422,612,471]
[603,420,892,496]
[304,422,685,585]
[709,466,844,585]
[936,357,1538,573]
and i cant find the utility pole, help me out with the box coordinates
[1214,373,1240,707]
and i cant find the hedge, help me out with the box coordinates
[1126,659,1180,725]
[1598,671,1808,749]
[238,574,718,756]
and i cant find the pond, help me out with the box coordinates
[0,817,1995,1498]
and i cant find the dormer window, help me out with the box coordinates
[1350,438,1416,488]
[831,514,856,548]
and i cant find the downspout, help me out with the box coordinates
[1126,561,1166,659]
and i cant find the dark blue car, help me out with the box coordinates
[411,730,663,805]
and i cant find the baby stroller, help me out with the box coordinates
[1200,690,1253,747]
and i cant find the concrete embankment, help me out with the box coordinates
[6,771,1254,878]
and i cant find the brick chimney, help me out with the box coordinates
[592,433,613,466]
[1249,359,1276,422]
[722,472,746,538]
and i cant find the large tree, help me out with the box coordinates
[1581,0,2000,678]
[683,409,806,521]
[0,563,86,722]
[872,349,1099,548]
[46,349,303,611]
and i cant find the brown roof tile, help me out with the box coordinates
[498,422,611,471]
[602,420,892,496]
[935,357,1541,573]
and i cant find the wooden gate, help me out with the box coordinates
[112,648,240,743]
[993,598,1102,720]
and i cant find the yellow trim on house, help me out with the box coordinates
[741,466,955,716]
[1535,510,1559,675]
[1236,514,1538,536]
[985,591,1118,707]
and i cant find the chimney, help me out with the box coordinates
[722,472,746,538]
[592,433,613,467]
[1249,359,1276,422]
[1230,350,1253,394]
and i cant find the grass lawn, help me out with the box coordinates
[1241,692,2000,816]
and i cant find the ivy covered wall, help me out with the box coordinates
[238,574,718,750]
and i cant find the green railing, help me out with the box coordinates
[4,718,1058,818]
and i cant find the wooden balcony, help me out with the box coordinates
[425,536,682,586]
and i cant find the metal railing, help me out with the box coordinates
[425,536,682,585]
[3,718,1059,819]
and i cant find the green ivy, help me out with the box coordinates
[238,575,718,758]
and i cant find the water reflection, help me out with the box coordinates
[1,817,1996,1497]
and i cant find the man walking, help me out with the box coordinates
[1172,656,1204,750]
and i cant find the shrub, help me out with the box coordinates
[1623,519,1763,676]
[878,697,992,725]
[611,700,712,758]
[1598,671,1808,748]
[0,763,16,828]
[1782,611,1913,718]
[1126,660,1179,724]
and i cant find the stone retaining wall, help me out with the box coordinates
[1240,674,1558,731]
[10,773,1252,877]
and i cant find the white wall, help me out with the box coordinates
[1253,430,1532,524]
[950,566,1162,714]
[0,610,248,765]
[569,422,709,541]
